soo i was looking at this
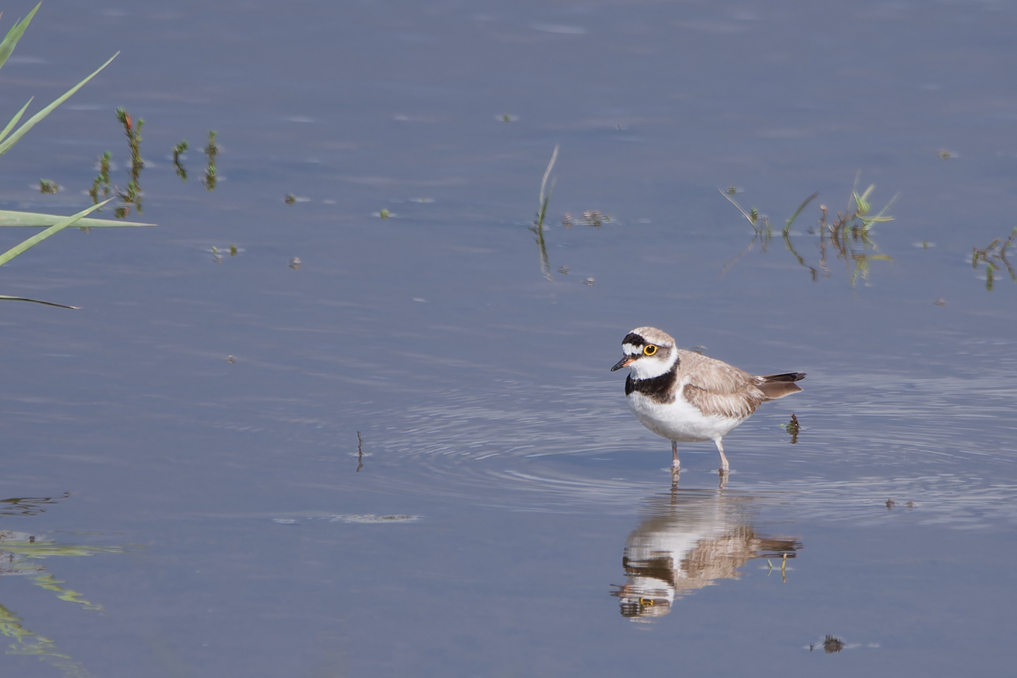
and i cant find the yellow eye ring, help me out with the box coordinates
[643,345,657,356]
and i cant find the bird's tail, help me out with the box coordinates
[756,372,806,400]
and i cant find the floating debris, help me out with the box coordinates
[288,257,302,270]
[39,179,59,194]
[329,514,418,524]
[580,210,610,228]
[782,413,800,443]
[809,635,847,653]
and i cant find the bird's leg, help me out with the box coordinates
[715,438,730,472]
[671,440,680,471]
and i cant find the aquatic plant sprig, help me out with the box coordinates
[112,107,144,217]
[201,130,219,191]
[971,227,1016,291]
[117,107,143,186]
[172,140,188,180]
[88,150,112,203]
[529,144,558,281]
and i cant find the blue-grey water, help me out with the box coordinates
[2,0,1016,676]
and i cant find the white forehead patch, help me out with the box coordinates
[622,343,642,355]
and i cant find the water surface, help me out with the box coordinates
[2,0,1016,676]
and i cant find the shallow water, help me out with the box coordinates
[2,0,1016,676]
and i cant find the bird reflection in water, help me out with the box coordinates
[610,489,801,621]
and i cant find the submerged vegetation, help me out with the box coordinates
[722,176,898,286]
[1,3,152,307]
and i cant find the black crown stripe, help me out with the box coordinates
[621,332,646,347]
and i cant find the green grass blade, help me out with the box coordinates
[718,188,759,231]
[0,210,152,228]
[0,198,113,266]
[783,191,819,235]
[0,294,78,309]
[0,98,33,145]
[0,51,118,158]
[0,3,41,71]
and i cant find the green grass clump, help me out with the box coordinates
[722,174,897,286]
[0,3,152,308]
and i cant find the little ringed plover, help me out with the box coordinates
[611,326,805,474]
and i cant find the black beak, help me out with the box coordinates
[611,355,635,372]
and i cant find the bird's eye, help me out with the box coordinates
[643,345,657,356]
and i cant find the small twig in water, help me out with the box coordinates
[356,431,364,472]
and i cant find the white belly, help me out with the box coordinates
[627,392,744,443]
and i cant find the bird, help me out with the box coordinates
[610,326,805,474]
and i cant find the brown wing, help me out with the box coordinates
[678,351,766,419]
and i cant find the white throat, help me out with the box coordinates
[627,349,678,380]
